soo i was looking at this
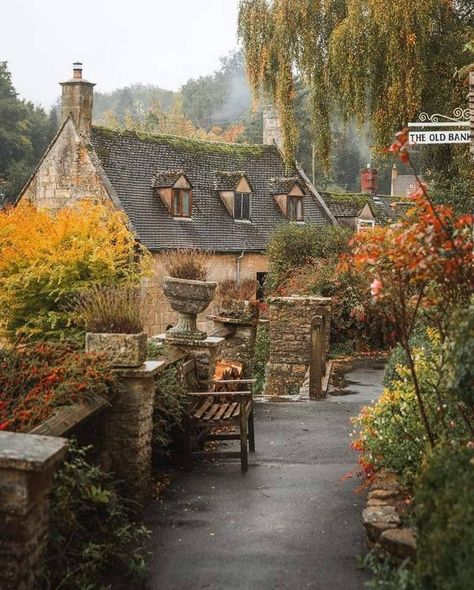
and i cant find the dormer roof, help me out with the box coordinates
[269,176,305,195]
[214,171,252,192]
[152,169,192,189]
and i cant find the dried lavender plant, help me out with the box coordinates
[216,279,258,301]
[161,249,212,281]
[74,284,144,333]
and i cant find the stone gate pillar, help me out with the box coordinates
[264,296,331,397]
[0,432,68,590]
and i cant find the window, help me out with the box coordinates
[357,219,375,232]
[172,189,192,217]
[234,192,251,220]
[287,196,303,221]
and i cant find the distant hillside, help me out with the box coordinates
[93,84,177,125]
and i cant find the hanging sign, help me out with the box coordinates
[408,130,469,145]
[408,108,469,146]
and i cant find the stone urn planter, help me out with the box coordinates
[217,299,260,323]
[163,276,217,340]
[85,332,147,367]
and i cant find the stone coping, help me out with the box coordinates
[156,334,225,348]
[0,431,67,472]
[267,296,332,303]
[112,360,165,378]
[209,314,258,326]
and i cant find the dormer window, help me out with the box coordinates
[288,195,303,221]
[270,177,305,222]
[234,192,251,220]
[152,170,193,219]
[215,172,253,222]
[173,189,192,217]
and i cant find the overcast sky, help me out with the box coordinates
[1,0,241,108]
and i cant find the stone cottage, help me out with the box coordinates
[18,63,336,335]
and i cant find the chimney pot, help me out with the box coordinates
[360,167,377,194]
[73,62,83,79]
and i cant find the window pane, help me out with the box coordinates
[296,198,303,220]
[234,193,242,219]
[242,194,250,219]
[182,191,190,216]
[287,197,295,220]
[173,191,180,215]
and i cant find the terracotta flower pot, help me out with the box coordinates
[85,332,147,367]
[163,276,217,340]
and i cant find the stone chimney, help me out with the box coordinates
[360,165,377,194]
[390,164,399,196]
[60,62,95,137]
[263,104,283,149]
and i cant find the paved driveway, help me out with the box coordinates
[146,359,384,590]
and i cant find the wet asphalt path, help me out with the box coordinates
[146,360,384,590]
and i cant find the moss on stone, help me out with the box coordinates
[92,126,269,158]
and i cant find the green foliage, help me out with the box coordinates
[445,300,474,407]
[383,328,432,389]
[266,223,351,292]
[352,340,469,484]
[266,223,390,350]
[413,444,474,590]
[238,0,470,168]
[0,61,57,200]
[253,323,270,395]
[94,83,176,126]
[153,365,188,457]
[0,342,119,433]
[359,552,415,590]
[0,201,151,344]
[181,50,251,129]
[42,442,150,590]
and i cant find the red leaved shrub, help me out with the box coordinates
[0,343,119,432]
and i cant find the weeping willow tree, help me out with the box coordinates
[238,0,472,168]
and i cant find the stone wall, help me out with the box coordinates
[20,119,109,210]
[0,432,67,590]
[265,296,331,397]
[144,252,268,336]
[212,315,259,379]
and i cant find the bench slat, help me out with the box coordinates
[193,397,213,419]
[213,403,228,421]
[223,402,238,419]
[203,403,220,420]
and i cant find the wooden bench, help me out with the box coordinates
[182,359,256,472]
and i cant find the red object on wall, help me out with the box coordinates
[360,167,377,194]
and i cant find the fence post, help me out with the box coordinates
[309,315,324,399]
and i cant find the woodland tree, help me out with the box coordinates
[238,0,473,167]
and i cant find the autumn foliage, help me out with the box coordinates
[0,200,151,343]
[0,343,118,432]
[349,130,474,449]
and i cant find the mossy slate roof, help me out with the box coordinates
[90,127,331,252]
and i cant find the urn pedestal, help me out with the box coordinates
[163,276,216,340]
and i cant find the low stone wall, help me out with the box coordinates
[0,432,67,590]
[264,296,331,397]
[362,470,416,562]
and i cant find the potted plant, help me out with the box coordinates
[215,279,260,322]
[75,284,147,367]
[162,249,216,340]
